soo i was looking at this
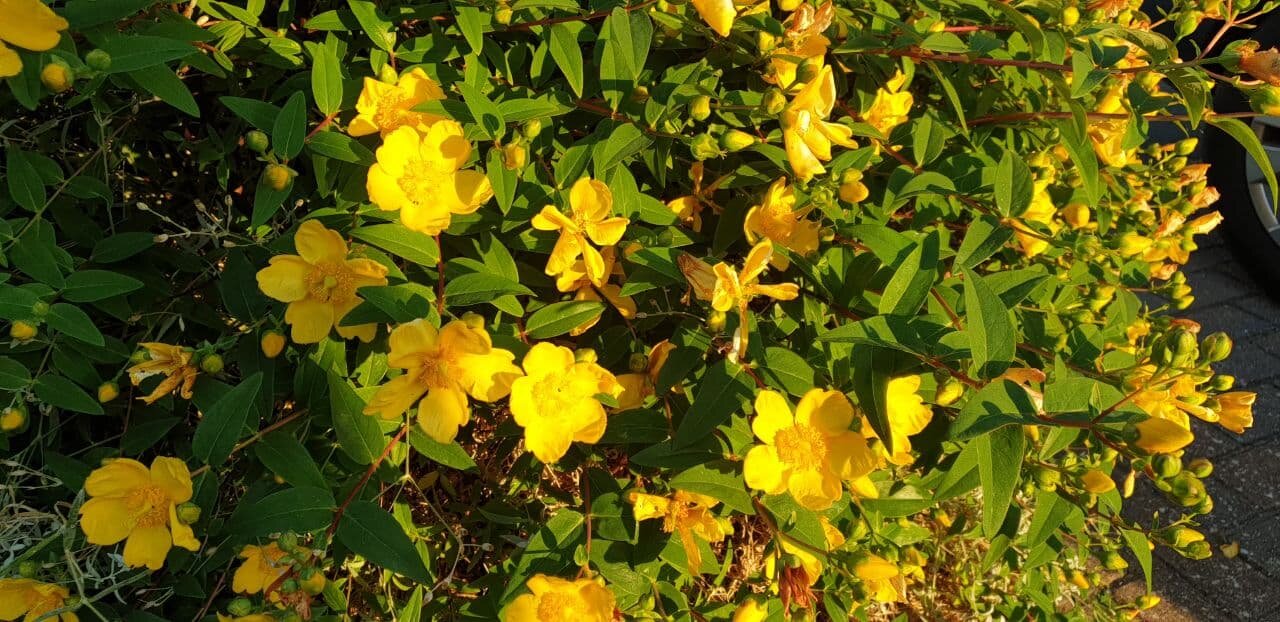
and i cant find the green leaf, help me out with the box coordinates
[273,91,308,160]
[454,4,486,54]
[457,81,505,139]
[993,149,1033,216]
[220,96,281,131]
[350,223,439,266]
[192,373,263,465]
[443,273,532,307]
[955,215,1012,270]
[92,232,154,263]
[668,461,755,515]
[549,23,586,97]
[62,0,159,28]
[759,347,814,397]
[950,380,1038,439]
[1025,490,1075,549]
[226,487,336,537]
[34,374,103,415]
[849,346,893,453]
[598,7,651,108]
[62,270,144,302]
[486,148,518,212]
[0,357,32,391]
[254,432,328,489]
[674,360,754,447]
[962,268,1015,379]
[1166,66,1206,127]
[976,424,1025,537]
[347,0,396,51]
[594,122,652,175]
[336,501,431,582]
[128,64,199,117]
[6,148,45,212]
[878,233,938,316]
[1210,116,1279,208]
[327,373,385,465]
[524,301,605,339]
[308,41,343,116]
[341,284,435,326]
[47,303,104,346]
[99,35,194,73]
[1122,528,1153,591]
[1055,118,1101,205]
[251,167,292,226]
[407,429,478,471]
[307,130,374,164]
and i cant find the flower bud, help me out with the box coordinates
[1153,454,1182,479]
[1169,328,1199,368]
[1122,469,1136,498]
[1061,203,1090,228]
[1137,594,1161,610]
[1187,457,1213,478]
[706,309,726,332]
[227,597,254,616]
[628,352,649,373]
[84,49,112,72]
[1,407,27,434]
[1250,85,1280,115]
[761,88,787,115]
[1200,332,1232,363]
[245,130,270,153]
[719,129,756,152]
[495,5,513,25]
[574,348,598,364]
[522,118,542,139]
[17,560,39,578]
[794,57,823,84]
[1183,540,1212,559]
[98,382,120,403]
[176,502,202,524]
[1103,550,1128,570]
[1069,569,1089,590]
[1169,473,1206,506]
[1176,138,1199,156]
[280,578,300,594]
[777,0,801,10]
[1062,5,1079,26]
[502,143,527,170]
[200,353,224,374]
[1033,466,1061,490]
[689,95,712,121]
[10,320,37,342]
[1175,10,1202,39]
[1134,417,1194,454]
[261,330,286,359]
[378,64,400,84]
[301,567,326,594]
[265,164,293,191]
[40,62,73,93]
[1082,469,1116,494]
[690,133,720,161]
[935,377,964,406]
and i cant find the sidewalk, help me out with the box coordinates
[1114,231,1280,620]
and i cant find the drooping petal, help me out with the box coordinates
[332,297,379,343]
[629,493,671,521]
[255,255,312,303]
[149,457,193,503]
[743,445,788,494]
[585,217,628,247]
[169,505,201,551]
[78,497,134,545]
[794,389,854,436]
[285,299,336,344]
[570,402,608,444]
[123,526,173,570]
[531,205,574,232]
[417,387,471,443]
[752,390,794,444]
[84,458,150,498]
[293,220,348,265]
[740,241,774,284]
[581,242,607,287]
[614,373,651,411]
[752,282,800,301]
[827,431,878,481]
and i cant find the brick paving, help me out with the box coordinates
[1113,231,1280,620]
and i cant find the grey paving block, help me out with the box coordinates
[1211,344,1280,389]
[1186,305,1278,342]
[1231,508,1280,579]
[1186,269,1258,306]
[1210,442,1280,509]
[1153,544,1280,619]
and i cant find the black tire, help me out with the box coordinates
[1206,12,1280,296]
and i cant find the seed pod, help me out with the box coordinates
[719,129,756,152]
[690,133,720,161]
[200,354,225,374]
[761,88,787,115]
[84,49,112,71]
[245,130,270,153]
[176,502,202,524]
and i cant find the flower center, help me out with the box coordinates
[537,592,582,621]
[127,485,172,528]
[758,206,795,240]
[306,262,356,304]
[373,91,409,130]
[529,374,580,417]
[774,424,828,470]
[397,158,448,204]
[414,350,457,390]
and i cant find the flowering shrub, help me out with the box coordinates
[2,0,1276,620]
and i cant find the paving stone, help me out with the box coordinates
[1115,556,1213,621]
[1184,269,1257,306]
[1186,305,1279,341]
[1210,344,1280,389]
[1210,442,1280,508]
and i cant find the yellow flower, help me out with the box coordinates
[855,555,902,602]
[1082,470,1116,494]
[680,240,799,361]
[0,0,68,78]
[554,246,637,336]
[364,319,522,443]
[367,122,495,235]
[770,4,831,89]
[1217,392,1256,434]
[1134,416,1194,454]
[688,0,764,37]
[233,543,289,595]
[127,343,200,404]
[509,343,623,463]
[743,389,879,510]
[78,457,200,570]
[864,71,913,138]
[629,489,729,573]
[1012,179,1059,258]
[1090,87,1133,168]
[532,177,630,285]
[862,375,934,466]
[731,599,768,622]
[0,579,77,622]
[766,516,845,587]
[0,407,25,433]
[616,340,675,410]
[503,574,616,622]
[348,68,445,137]
[667,162,710,232]
[781,64,857,181]
[255,220,389,344]
[744,177,819,270]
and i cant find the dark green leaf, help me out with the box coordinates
[525,301,605,339]
[273,91,307,160]
[34,374,103,415]
[336,501,431,582]
[62,270,144,302]
[226,487,336,537]
[976,424,1025,537]
[192,373,263,465]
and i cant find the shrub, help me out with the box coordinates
[0,0,1272,620]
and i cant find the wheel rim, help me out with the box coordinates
[1246,117,1280,244]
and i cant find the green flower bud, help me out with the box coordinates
[1033,467,1061,490]
[1170,473,1206,506]
[628,352,649,373]
[794,56,823,84]
[279,532,300,551]
[1153,454,1182,479]
[1200,332,1232,363]
[1183,540,1212,559]
[761,88,787,115]
[245,130,270,153]
[719,129,756,152]
[522,118,543,139]
[200,353,224,374]
[378,64,399,84]
[17,560,38,578]
[1187,457,1213,478]
[630,85,650,103]
[98,382,120,403]
[227,597,254,617]
[1175,10,1203,39]
[1250,85,1280,116]
[1062,5,1079,26]
[689,95,712,121]
[176,502,202,525]
[84,49,112,72]
[690,133,720,161]
[1169,329,1199,367]
[1103,551,1128,570]
[31,301,50,316]
[280,578,300,593]
[502,143,527,170]
[1210,374,1235,391]
[1176,138,1199,156]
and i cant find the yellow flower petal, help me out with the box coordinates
[751,390,794,444]
[367,163,411,213]
[570,177,613,221]
[522,342,575,377]
[149,456,193,503]
[255,255,312,303]
[293,220,348,265]
[417,387,471,443]
[84,458,150,497]
[364,374,427,420]
[285,298,335,344]
[827,431,878,481]
[123,526,173,570]
[740,241,773,283]
[570,401,608,444]
[422,120,471,171]
[787,467,841,510]
[794,389,854,435]
[585,217,629,247]
[0,41,20,78]
[524,417,574,463]
[691,0,735,36]
[78,497,134,545]
[629,492,671,521]
[743,445,788,494]
[615,372,650,410]
[0,0,68,52]
[450,168,494,214]
[531,205,573,231]
[169,504,201,551]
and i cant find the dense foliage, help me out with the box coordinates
[2,0,1277,620]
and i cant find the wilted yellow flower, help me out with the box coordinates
[1240,46,1280,86]
[364,319,522,443]
[555,246,637,336]
[0,0,68,77]
[864,71,913,138]
[367,122,495,234]
[255,220,389,344]
[127,343,200,404]
[79,457,200,570]
[503,574,616,622]
[732,598,769,622]
[681,240,799,361]
[744,177,819,269]
[0,579,77,622]
[1217,392,1256,434]
[667,162,711,231]
[781,64,857,181]
[863,375,934,466]
[348,68,445,137]
[1134,416,1194,454]
[1082,469,1117,494]
[233,543,288,595]
[856,555,902,602]
[766,516,846,587]
[630,489,729,573]
[744,389,878,510]
[616,340,675,410]
[770,3,832,89]
[509,343,623,463]
[533,177,629,285]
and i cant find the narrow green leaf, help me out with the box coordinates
[34,374,103,415]
[6,148,46,212]
[327,372,384,465]
[549,23,585,97]
[878,233,938,316]
[1210,116,1279,207]
[192,373,263,465]
[457,82,505,139]
[962,268,1016,379]
[128,64,199,117]
[308,41,344,116]
[524,301,605,339]
[62,270,144,302]
[976,424,1025,537]
[350,223,439,266]
[994,149,1032,216]
[47,303,104,346]
[226,487,336,537]
[254,432,328,489]
[273,91,307,160]
[99,35,193,73]
[443,273,532,307]
[674,360,754,447]
[336,501,431,582]
[668,461,755,514]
